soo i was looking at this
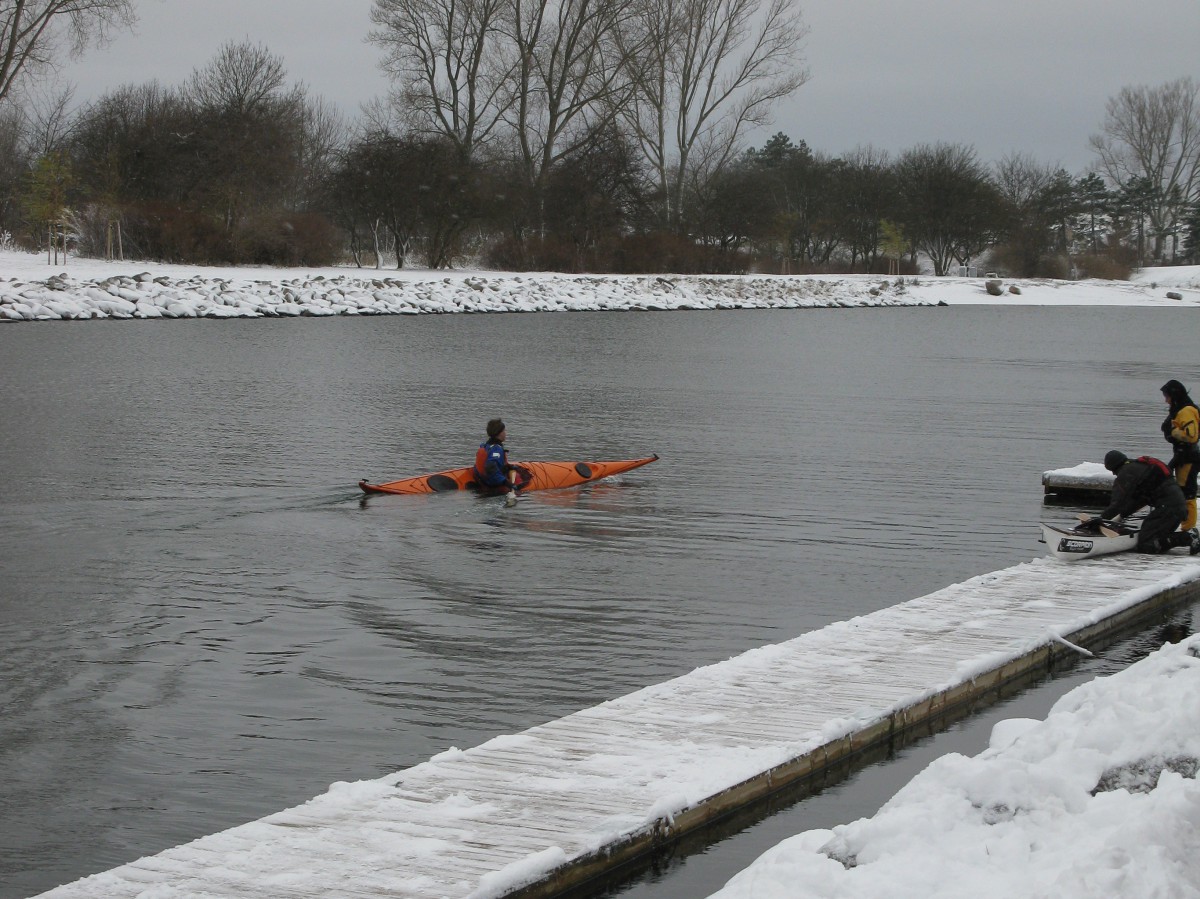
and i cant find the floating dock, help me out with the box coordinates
[40,553,1200,899]
[1042,462,1113,504]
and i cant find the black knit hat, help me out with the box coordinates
[1104,450,1127,473]
[486,418,506,438]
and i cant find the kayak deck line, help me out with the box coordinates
[359,454,659,496]
[39,554,1200,899]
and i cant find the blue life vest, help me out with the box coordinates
[474,440,508,486]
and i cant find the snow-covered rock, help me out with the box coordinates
[1,252,1198,324]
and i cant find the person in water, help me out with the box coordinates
[1093,450,1199,554]
[1160,379,1200,533]
[474,418,522,502]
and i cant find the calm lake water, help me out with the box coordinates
[2,306,1198,897]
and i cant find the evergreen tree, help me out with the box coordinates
[1073,173,1110,256]
[1181,200,1200,264]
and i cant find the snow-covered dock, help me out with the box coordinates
[38,553,1200,899]
[1042,461,1113,504]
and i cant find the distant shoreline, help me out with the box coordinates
[1,251,1197,321]
[0,271,937,321]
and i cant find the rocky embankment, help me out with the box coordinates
[0,271,934,321]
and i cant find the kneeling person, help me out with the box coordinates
[1099,450,1198,554]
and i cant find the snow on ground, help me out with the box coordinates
[1136,264,1200,291]
[711,634,1200,899]
[1,249,1199,320]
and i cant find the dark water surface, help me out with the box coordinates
[2,307,1198,897]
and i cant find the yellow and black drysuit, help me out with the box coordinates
[1161,379,1200,530]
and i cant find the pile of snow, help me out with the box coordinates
[712,635,1200,899]
[1,251,1199,321]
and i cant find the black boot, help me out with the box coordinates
[1165,530,1198,552]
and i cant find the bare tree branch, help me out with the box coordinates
[502,0,635,194]
[188,40,292,115]
[1089,77,1200,259]
[0,0,134,103]
[618,0,808,230]
[370,0,512,158]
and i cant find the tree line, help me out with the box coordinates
[2,1,1198,274]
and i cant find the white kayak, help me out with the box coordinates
[1040,522,1138,560]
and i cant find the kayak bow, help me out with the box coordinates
[359,454,659,496]
[1040,521,1138,560]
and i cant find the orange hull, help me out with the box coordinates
[359,455,658,496]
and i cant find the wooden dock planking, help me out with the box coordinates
[38,554,1200,899]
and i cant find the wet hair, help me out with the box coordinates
[486,418,506,439]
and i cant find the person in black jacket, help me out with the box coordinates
[1095,450,1199,554]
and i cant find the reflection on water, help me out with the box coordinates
[2,307,1199,897]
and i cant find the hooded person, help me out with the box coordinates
[1160,379,1200,530]
[1096,450,1198,554]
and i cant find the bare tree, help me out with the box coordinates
[835,145,895,269]
[293,93,345,208]
[0,0,134,102]
[188,39,296,116]
[895,142,1002,276]
[618,0,808,231]
[0,100,27,233]
[370,0,512,160]
[1090,77,1200,261]
[21,78,74,156]
[502,0,634,207]
[184,42,307,225]
[993,152,1075,276]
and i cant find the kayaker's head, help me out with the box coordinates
[486,418,506,442]
[1104,450,1127,474]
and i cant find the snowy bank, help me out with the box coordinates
[1,251,1199,321]
[0,269,931,320]
[1136,264,1200,291]
[712,634,1200,899]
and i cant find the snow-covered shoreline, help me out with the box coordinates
[1,251,1198,321]
[0,269,935,321]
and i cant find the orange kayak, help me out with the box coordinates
[359,455,659,496]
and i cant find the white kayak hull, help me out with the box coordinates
[1041,523,1137,560]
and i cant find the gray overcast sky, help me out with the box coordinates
[57,0,1200,173]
